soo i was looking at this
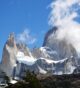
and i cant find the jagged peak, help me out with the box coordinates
[8,32,15,41]
[43,26,58,46]
[5,32,16,47]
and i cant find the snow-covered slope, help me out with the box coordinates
[1,33,34,77]
[16,51,37,66]
[1,28,80,77]
[31,28,79,75]
[15,50,77,76]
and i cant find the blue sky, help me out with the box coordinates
[0,0,52,59]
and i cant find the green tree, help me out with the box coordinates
[23,70,43,88]
[4,75,10,85]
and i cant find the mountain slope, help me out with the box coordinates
[1,27,80,78]
[1,33,17,77]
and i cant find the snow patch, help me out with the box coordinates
[40,57,68,64]
[38,66,47,74]
[16,51,37,66]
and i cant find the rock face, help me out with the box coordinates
[1,27,80,78]
[1,33,18,77]
[31,27,79,75]
[1,33,33,77]
[16,43,31,56]
[43,27,77,60]
[43,27,58,46]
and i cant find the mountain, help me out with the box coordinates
[1,27,80,79]
[15,27,80,77]
[1,33,17,77]
[0,33,32,77]
[43,27,58,46]
[43,27,77,60]
[32,27,79,74]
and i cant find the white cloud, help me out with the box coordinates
[48,0,80,53]
[16,29,37,45]
[49,0,80,26]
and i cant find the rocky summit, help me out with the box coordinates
[0,27,80,79]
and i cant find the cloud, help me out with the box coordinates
[16,29,37,45]
[49,0,80,26]
[48,0,80,53]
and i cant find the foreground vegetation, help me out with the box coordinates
[5,71,80,88]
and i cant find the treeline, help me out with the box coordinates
[6,71,80,88]
[6,70,43,88]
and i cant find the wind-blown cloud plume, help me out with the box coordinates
[16,29,36,45]
[49,0,80,53]
[49,0,80,26]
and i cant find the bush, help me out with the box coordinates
[23,70,43,88]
